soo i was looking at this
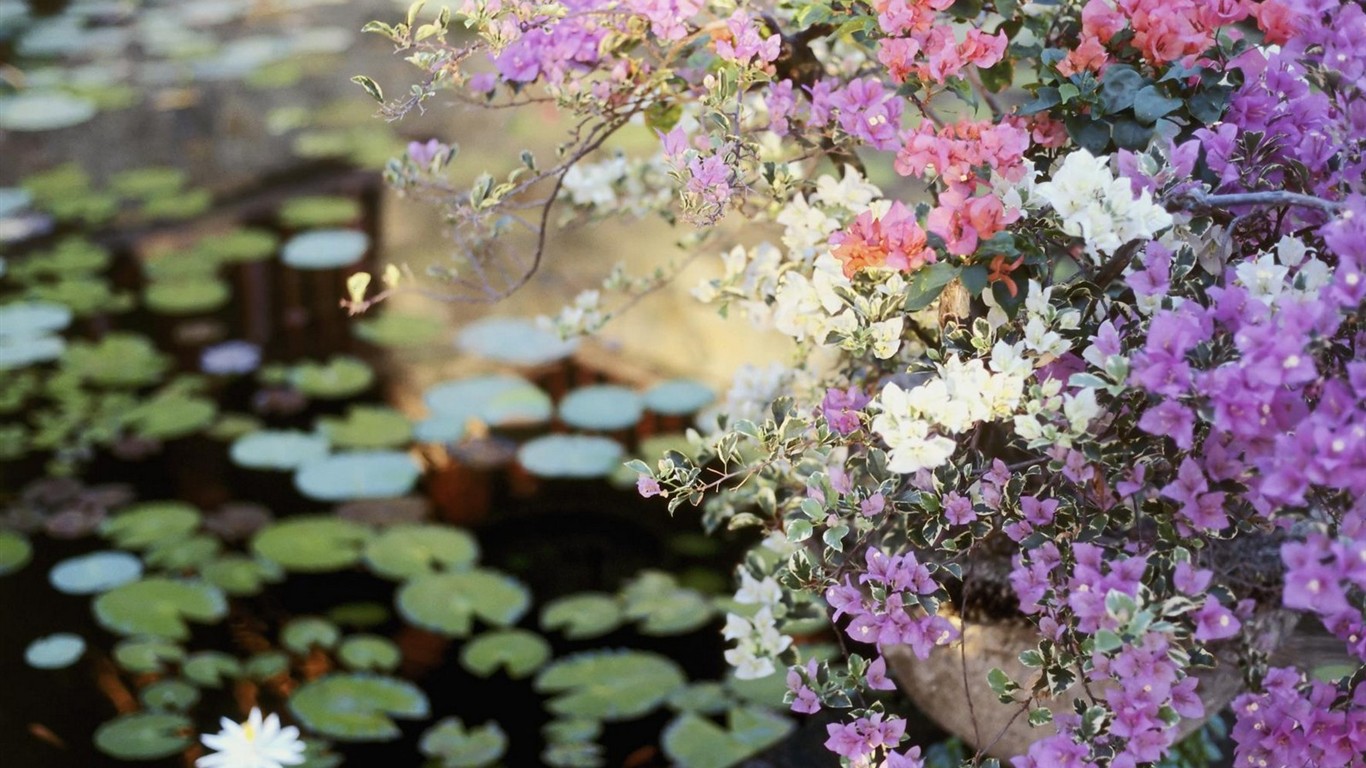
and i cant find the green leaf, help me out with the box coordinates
[282,617,342,654]
[113,638,185,674]
[146,535,221,571]
[94,713,192,760]
[1132,85,1181,124]
[364,524,480,581]
[540,593,624,640]
[230,430,330,471]
[396,569,530,637]
[140,679,200,712]
[294,451,422,502]
[904,263,960,312]
[318,405,413,450]
[535,650,687,721]
[1110,118,1154,150]
[25,633,86,669]
[662,707,793,768]
[338,635,402,672]
[246,651,290,680]
[0,530,32,576]
[102,502,201,550]
[620,571,716,636]
[252,517,374,572]
[290,674,430,742]
[183,651,241,687]
[420,718,508,768]
[201,555,284,596]
[351,76,384,102]
[667,683,731,715]
[1098,66,1143,114]
[93,578,227,640]
[785,519,813,542]
[460,630,551,679]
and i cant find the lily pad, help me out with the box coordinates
[101,501,200,550]
[93,578,227,640]
[460,630,550,678]
[143,188,213,221]
[0,301,72,338]
[539,593,624,640]
[517,435,623,479]
[146,535,221,570]
[230,430,330,471]
[28,276,131,316]
[143,279,231,315]
[197,228,280,263]
[364,524,479,581]
[481,384,554,428]
[621,571,717,636]
[0,92,97,131]
[50,551,143,594]
[282,229,369,270]
[8,238,109,281]
[456,317,578,366]
[558,385,643,431]
[661,708,793,768]
[283,616,341,654]
[279,196,362,229]
[183,651,242,687]
[329,602,391,629]
[289,674,429,742]
[65,333,169,388]
[644,379,716,416]
[318,405,412,450]
[420,718,508,768]
[353,312,445,348]
[0,334,65,370]
[252,517,373,572]
[127,392,218,440]
[338,635,401,672]
[543,718,603,744]
[667,683,731,715]
[423,374,535,423]
[396,569,530,637]
[201,555,284,596]
[93,713,193,760]
[102,502,201,550]
[289,356,374,399]
[535,650,687,722]
[245,651,291,680]
[113,638,186,674]
[294,451,422,502]
[25,633,86,669]
[110,167,187,200]
[0,530,33,575]
[140,679,201,712]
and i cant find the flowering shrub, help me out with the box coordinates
[362,0,1366,765]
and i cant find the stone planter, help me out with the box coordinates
[885,607,1300,760]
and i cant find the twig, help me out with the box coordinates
[1174,189,1345,213]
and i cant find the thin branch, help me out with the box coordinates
[1174,189,1345,213]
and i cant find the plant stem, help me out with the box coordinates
[1177,190,1345,213]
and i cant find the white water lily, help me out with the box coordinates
[197,708,306,768]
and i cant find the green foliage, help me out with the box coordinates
[183,652,242,687]
[534,650,687,721]
[460,630,551,678]
[661,707,793,768]
[0,530,32,576]
[318,405,413,449]
[282,617,342,654]
[396,569,531,637]
[620,571,717,636]
[365,524,480,581]
[102,502,201,550]
[252,517,374,572]
[93,578,228,640]
[139,679,200,712]
[25,633,86,669]
[113,638,185,674]
[540,593,624,640]
[289,674,430,742]
[419,718,508,768]
[93,713,193,760]
[338,635,402,672]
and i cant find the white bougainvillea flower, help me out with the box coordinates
[197,708,305,768]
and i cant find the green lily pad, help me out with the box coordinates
[28,276,131,316]
[65,333,170,388]
[481,384,553,428]
[146,535,221,570]
[0,92,98,131]
[667,683,731,715]
[143,189,213,221]
[50,551,143,594]
[352,312,445,349]
[289,674,429,742]
[245,651,291,681]
[420,718,508,768]
[542,742,605,768]
[143,251,221,283]
[201,555,284,596]
[252,517,373,572]
[456,317,578,366]
[396,569,530,637]
[643,379,715,416]
[558,385,643,431]
[422,374,536,423]
[110,167,187,200]
[621,571,716,636]
[230,430,330,470]
[289,356,374,399]
[725,669,789,708]
[93,578,227,640]
[8,238,110,282]
[197,228,280,263]
[113,638,186,674]
[318,406,412,450]
[209,413,265,441]
[127,392,218,440]
[337,635,401,672]
[22,164,91,201]
[539,593,624,640]
[140,679,200,712]
[517,435,623,479]
[535,650,687,722]
[279,196,362,229]
[93,713,193,760]
[661,707,793,768]
[283,617,341,654]
[0,301,72,338]
[282,229,370,270]
[0,530,33,576]
[0,334,65,370]
[183,651,242,687]
[329,602,391,628]
[294,451,422,502]
[364,524,479,581]
[25,633,86,669]
[102,502,201,550]
[460,630,551,679]
[143,279,231,315]
[543,718,603,744]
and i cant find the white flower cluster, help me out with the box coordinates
[1033,149,1173,258]
[722,569,792,679]
[872,350,1028,474]
[1235,235,1332,307]
[538,289,605,338]
[559,152,672,215]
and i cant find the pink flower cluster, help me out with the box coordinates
[1231,667,1366,768]
[873,0,1006,84]
[828,201,935,278]
[823,711,916,764]
[713,10,780,65]
[825,548,958,658]
[1063,0,1252,75]
[1282,502,1366,660]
